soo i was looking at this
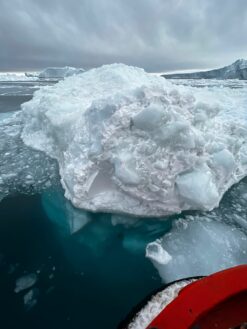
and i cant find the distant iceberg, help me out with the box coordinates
[20,64,247,217]
[0,72,37,81]
[164,59,247,80]
[38,66,85,79]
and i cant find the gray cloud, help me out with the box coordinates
[0,0,247,72]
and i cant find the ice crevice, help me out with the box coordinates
[18,63,247,217]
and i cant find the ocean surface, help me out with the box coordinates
[0,74,247,329]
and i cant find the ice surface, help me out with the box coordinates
[15,273,37,293]
[38,66,84,79]
[175,166,219,209]
[20,64,247,216]
[146,219,247,282]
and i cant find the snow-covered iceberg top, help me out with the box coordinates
[38,66,84,79]
[21,64,247,217]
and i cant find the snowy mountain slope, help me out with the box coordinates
[164,59,247,80]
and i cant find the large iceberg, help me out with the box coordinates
[21,64,247,217]
[38,66,85,79]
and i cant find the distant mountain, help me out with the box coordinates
[163,59,247,80]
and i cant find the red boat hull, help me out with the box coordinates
[147,265,247,329]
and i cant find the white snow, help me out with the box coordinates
[17,63,247,216]
[38,66,84,79]
[146,219,247,282]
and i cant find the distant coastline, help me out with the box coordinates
[163,59,247,80]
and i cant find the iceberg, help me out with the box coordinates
[38,66,85,79]
[20,63,247,216]
[146,219,247,282]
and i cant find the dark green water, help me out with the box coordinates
[0,193,172,329]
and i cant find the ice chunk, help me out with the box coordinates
[132,104,165,131]
[15,273,37,293]
[210,149,235,181]
[146,242,172,265]
[175,166,219,210]
[23,288,39,311]
[20,63,247,216]
[114,152,141,185]
[38,66,84,79]
[146,219,247,283]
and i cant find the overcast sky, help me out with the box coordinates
[0,0,247,72]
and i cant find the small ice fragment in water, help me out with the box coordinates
[146,241,172,265]
[15,273,37,293]
[23,288,39,311]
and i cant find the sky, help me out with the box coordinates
[0,0,247,72]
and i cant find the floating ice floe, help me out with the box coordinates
[146,218,247,283]
[18,63,247,216]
